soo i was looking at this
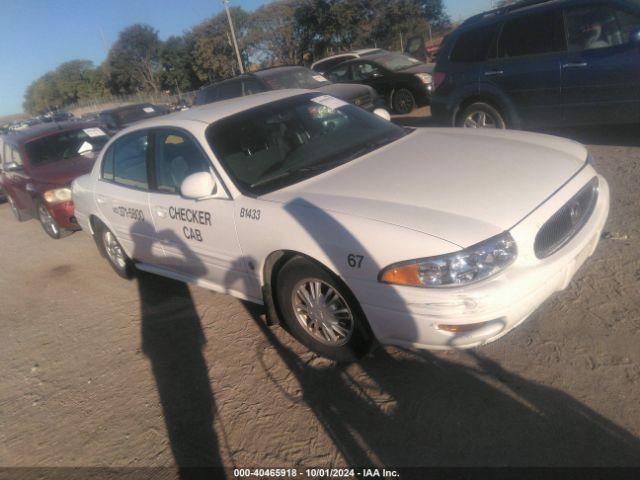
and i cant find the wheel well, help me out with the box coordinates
[89,215,103,236]
[455,95,506,125]
[262,250,371,336]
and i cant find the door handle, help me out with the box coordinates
[562,62,588,68]
[154,206,168,218]
[484,70,504,76]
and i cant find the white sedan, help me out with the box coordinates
[72,90,610,361]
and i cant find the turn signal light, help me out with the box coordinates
[379,264,422,287]
[437,322,490,333]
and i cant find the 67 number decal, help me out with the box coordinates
[348,254,364,269]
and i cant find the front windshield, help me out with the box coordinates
[25,127,109,166]
[374,53,422,71]
[206,94,407,195]
[257,68,331,90]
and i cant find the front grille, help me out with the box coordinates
[534,177,599,259]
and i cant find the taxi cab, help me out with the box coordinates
[72,90,610,361]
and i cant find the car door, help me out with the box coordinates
[351,61,392,99]
[562,3,640,125]
[94,130,158,263]
[147,128,247,289]
[482,9,566,127]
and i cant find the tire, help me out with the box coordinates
[94,221,135,279]
[7,194,26,221]
[457,102,506,129]
[276,257,373,362]
[391,88,416,115]
[36,200,62,239]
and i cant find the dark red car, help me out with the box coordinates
[0,122,109,238]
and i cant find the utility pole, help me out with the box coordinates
[222,0,244,74]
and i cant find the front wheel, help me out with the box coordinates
[7,195,26,221]
[391,88,416,115]
[95,222,135,279]
[37,201,62,239]
[457,102,506,129]
[276,257,373,362]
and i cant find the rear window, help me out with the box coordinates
[498,10,566,57]
[450,25,499,63]
[113,105,159,126]
[25,128,109,166]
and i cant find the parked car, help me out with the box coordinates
[0,122,109,238]
[310,48,385,74]
[431,0,640,129]
[98,103,168,135]
[73,90,608,361]
[324,51,435,114]
[194,66,388,116]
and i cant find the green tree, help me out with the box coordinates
[106,24,162,93]
[246,0,299,66]
[190,7,251,83]
[160,35,200,93]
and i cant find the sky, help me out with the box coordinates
[0,0,491,116]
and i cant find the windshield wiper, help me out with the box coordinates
[250,166,316,189]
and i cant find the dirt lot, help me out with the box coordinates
[1,110,639,474]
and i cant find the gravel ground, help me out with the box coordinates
[0,111,639,474]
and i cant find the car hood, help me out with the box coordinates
[315,83,375,101]
[399,63,435,74]
[264,128,587,248]
[29,152,98,187]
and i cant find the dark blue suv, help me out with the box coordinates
[431,0,640,129]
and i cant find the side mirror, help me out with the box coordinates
[4,162,21,172]
[180,171,221,200]
[370,72,383,79]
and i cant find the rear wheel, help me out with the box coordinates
[95,221,135,279]
[457,102,506,129]
[276,257,373,362]
[37,201,62,239]
[391,88,416,115]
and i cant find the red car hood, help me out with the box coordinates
[29,153,98,187]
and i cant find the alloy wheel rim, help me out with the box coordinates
[396,91,413,113]
[291,278,354,347]
[39,203,59,237]
[103,231,126,269]
[463,111,498,129]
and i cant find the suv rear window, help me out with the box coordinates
[499,10,566,57]
[450,24,499,63]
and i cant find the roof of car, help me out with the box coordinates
[3,121,100,145]
[460,0,572,29]
[117,89,312,134]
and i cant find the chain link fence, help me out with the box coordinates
[67,90,198,117]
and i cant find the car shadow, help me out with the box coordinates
[228,197,640,467]
[130,221,225,479]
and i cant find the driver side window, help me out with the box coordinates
[153,130,212,194]
[352,62,380,81]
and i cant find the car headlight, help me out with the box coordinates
[43,187,72,204]
[379,232,517,288]
[415,73,433,85]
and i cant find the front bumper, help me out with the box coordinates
[47,201,80,230]
[353,170,610,350]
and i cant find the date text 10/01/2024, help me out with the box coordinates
[233,468,400,478]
